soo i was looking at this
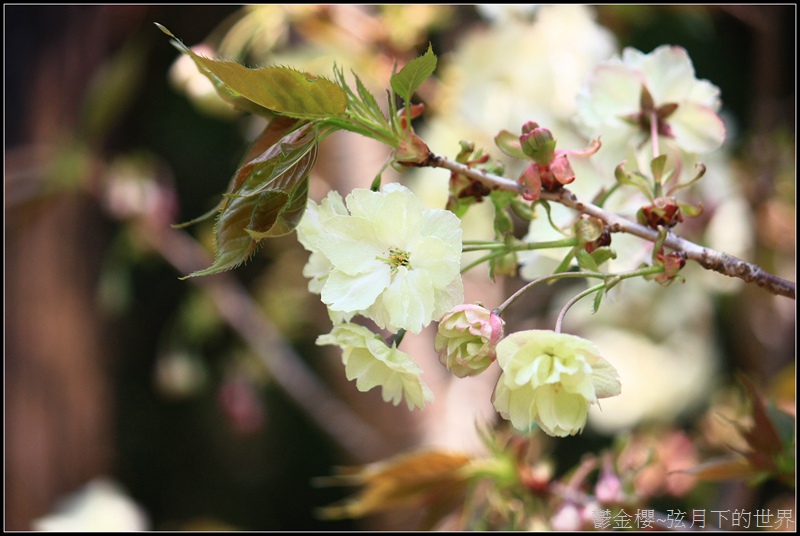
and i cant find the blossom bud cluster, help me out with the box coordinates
[296,183,622,433]
[434,305,621,437]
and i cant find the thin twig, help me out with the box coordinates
[426,153,795,300]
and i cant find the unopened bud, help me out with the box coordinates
[520,126,556,165]
[435,304,505,378]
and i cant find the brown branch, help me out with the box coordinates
[426,153,795,300]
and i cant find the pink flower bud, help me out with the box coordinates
[435,304,505,378]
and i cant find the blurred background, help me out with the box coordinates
[4,5,795,531]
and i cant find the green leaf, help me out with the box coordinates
[354,72,388,125]
[157,23,346,119]
[592,287,604,313]
[390,43,437,104]
[183,119,318,278]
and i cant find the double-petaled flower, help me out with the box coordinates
[492,330,621,437]
[317,323,433,410]
[298,183,464,334]
[575,45,726,172]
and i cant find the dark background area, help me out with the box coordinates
[5,5,795,531]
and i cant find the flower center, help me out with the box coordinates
[377,247,411,275]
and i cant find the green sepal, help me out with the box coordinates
[615,162,655,203]
[534,200,571,237]
[590,247,617,268]
[668,163,707,194]
[494,130,527,160]
[490,190,517,237]
[678,201,704,218]
[650,154,668,197]
[553,247,578,274]
[576,249,599,272]
[510,199,535,221]
[592,286,605,314]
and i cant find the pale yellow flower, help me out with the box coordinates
[492,330,621,437]
[304,183,463,334]
[317,323,433,410]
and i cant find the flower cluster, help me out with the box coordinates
[495,121,601,201]
[298,185,623,431]
[434,311,621,436]
[291,43,729,436]
[298,183,463,409]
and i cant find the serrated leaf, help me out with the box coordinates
[183,120,318,278]
[354,72,388,125]
[157,23,346,119]
[390,43,437,104]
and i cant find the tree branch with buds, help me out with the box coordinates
[427,152,795,299]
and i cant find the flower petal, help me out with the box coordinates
[322,267,391,312]
[638,45,698,103]
[377,268,435,333]
[317,323,433,410]
[317,216,385,274]
[669,101,726,153]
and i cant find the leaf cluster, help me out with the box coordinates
[158,24,437,276]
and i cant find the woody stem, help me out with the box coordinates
[426,153,795,299]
